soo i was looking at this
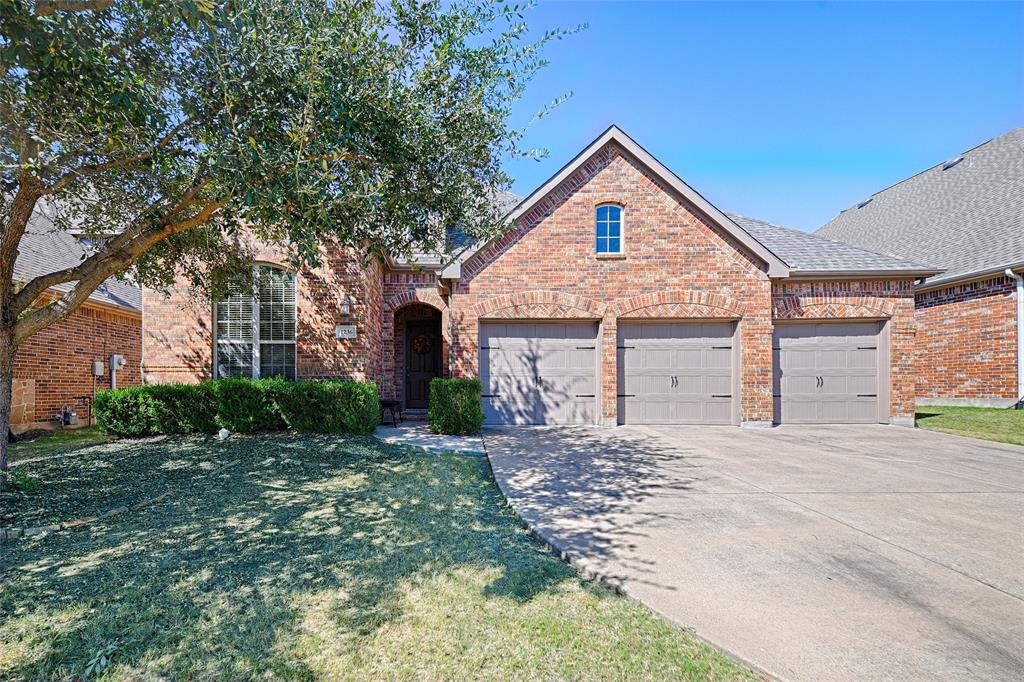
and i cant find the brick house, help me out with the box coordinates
[144,126,938,426]
[11,211,142,432]
[818,128,1023,408]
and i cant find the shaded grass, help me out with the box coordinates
[0,434,754,681]
[8,425,114,463]
[916,405,1024,446]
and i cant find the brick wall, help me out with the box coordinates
[13,302,141,430]
[143,239,384,386]
[914,276,1018,404]
[772,279,918,420]
[451,141,775,424]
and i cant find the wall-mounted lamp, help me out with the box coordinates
[339,295,353,317]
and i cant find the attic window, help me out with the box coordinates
[856,198,873,209]
[942,156,964,171]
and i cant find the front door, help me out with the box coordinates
[405,320,441,409]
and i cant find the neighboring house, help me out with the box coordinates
[11,208,142,432]
[144,126,938,426]
[818,128,1023,408]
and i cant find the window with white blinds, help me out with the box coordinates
[215,266,296,380]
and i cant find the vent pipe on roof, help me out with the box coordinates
[1006,268,1024,409]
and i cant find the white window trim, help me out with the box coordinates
[213,265,297,380]
[595,203,624,255]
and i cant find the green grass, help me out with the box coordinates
[916,405,1024,446]
[8,425,114,462]
[0,434,753,681]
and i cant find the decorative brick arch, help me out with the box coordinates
[474,291,607,319]
[613,291,745,318]
[384,288,447,314]
[772,297,897,320]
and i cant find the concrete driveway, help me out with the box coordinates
[483,424,1024,682]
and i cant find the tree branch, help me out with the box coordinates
[12,198,227,343]
[35,0,112,16]
[51,117,193,193]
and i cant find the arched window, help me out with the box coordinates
[595,204,622,254]
[215,265,296,380]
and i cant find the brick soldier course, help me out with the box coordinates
[145,126,939,426]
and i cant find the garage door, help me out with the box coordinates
[479,321,599,425]
[773,321,882,424]
[617,321,736,424]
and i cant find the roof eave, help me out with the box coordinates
[783,268,944,280]
[916,260,1024,292]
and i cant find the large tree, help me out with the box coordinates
[0,0,570,475]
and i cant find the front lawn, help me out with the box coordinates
[916,405,1024,446]
[0,433,752,681]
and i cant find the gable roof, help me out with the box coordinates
[728,213,937,277]
[490,125,791,278]
[14,203,142,312]
[816,128,1024,287]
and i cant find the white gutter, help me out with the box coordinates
[1007,268,1024,408]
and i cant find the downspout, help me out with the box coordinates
[1006,268,1024,409]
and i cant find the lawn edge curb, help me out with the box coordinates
[482,439,778,682]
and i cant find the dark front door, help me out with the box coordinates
[405,320,441,409]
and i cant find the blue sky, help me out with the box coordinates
[503,1,1024,232]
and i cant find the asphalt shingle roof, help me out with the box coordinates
[816,128,1024,285]
[728,213,935,274]
[13,203,142,312]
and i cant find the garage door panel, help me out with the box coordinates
[618,321,736,425]
[480,321,598,425]
[774,321,882,424]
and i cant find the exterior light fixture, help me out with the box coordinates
[339,295,353,317]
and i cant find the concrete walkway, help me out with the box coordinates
[484,424,1024,682]
[374,423,486,455]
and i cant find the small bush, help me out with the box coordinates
[275,380,380,435]
[428,378,484,435]
[93,386,162,437]
[210,378,285,433]
[146,383,218,434]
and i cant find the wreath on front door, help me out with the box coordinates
[411,333,433,355]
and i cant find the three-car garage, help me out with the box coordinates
[480,318,889,426]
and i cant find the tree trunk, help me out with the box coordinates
[0,326,16,484]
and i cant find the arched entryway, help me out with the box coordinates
[394,303,446,409]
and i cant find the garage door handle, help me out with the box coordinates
[817,376,823,388]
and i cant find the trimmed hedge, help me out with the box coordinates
[94,378,379,437]
[275,380,380,435]
[428,378,484,435]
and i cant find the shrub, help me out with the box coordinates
[274,380,380,435]
[146,383,218,434]
[210,378,285,433]
[93,386,162,437]
[428,378,484,435]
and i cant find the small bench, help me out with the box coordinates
[380,399,402,426]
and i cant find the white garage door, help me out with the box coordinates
[479,321,599,425]
[617,321,737,424]
[773,321,882,424]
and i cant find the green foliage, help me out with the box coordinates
[93,378,378,437]
[274,380,380,435]
[92,386,162,438]
[2,0,575,298]
[428,379,484,435]
[145,383,218,434]
[5,467,40,492]
[209,378,285,433]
